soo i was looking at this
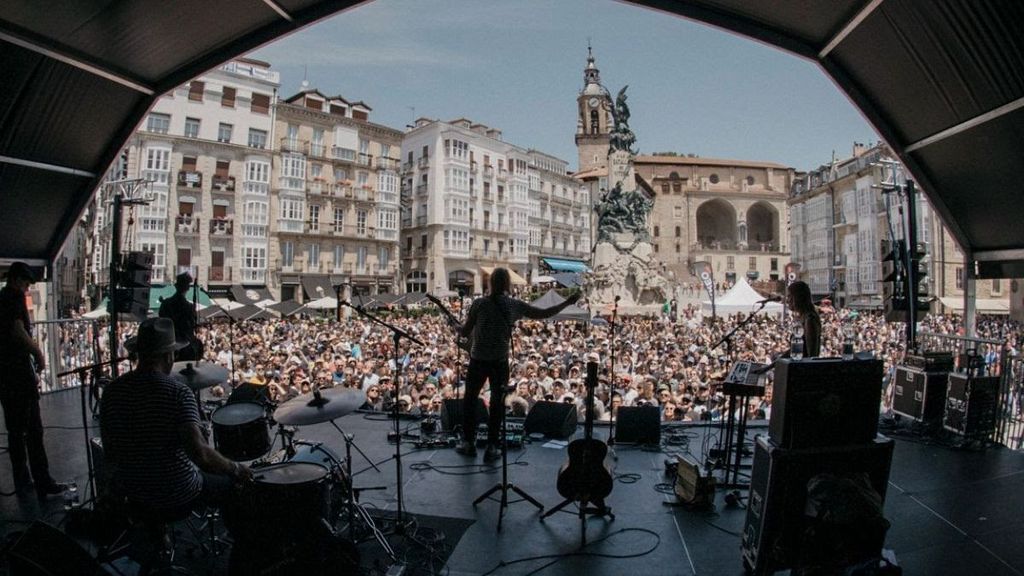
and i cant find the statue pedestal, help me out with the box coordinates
[590,240,669,315]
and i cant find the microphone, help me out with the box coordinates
[614,295,621,302]
[755,295,783,304]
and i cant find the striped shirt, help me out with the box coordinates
[464,295,529,362]
[100,369,202,510]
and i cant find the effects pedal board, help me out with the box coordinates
[476,422,523,448]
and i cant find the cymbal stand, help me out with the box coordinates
[341,300,424,532]
[340,433,395,561]
[473,385,543,531]
[329,418,379,473]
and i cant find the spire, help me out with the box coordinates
[584,44,600,87]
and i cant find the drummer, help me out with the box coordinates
[100,318,251,516]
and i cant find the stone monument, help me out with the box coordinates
[588,86,671,314]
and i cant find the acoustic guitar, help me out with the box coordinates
[555,360,614,502]
[425,293,472,353]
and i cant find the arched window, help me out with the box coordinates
[590,110,599,134]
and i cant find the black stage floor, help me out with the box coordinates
[2,389,1023,575]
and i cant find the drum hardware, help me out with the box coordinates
[339,433,396,562]
[273,386,380,475]
[172,361,229,422]
[211,402,272,461]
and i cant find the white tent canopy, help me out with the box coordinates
[702,277,784,316]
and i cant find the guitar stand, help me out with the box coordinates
[473,389,543,532]
[541,495,614,548]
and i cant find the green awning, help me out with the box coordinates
[541,257,591,273]
[148,284,213,310]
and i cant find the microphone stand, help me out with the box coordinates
[58,356,131,504]
[708,300,767,488]
[607,296,620,447]
[455,289,466,400]
[340,300,424,533]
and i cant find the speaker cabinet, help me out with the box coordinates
[944,373,1000,439]
[7,521,103,576]
[615,405,661,445]
[892,365,948,422]
[440,397,487,432]
[741,436,894,576]
[523,400,578,439]
[770,358,882,449]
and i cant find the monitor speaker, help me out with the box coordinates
[440,398,487,432]
[615,405,661,445]
[7,521,104,576]
[524,400,578,439]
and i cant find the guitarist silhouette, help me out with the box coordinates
[542,355,614,544]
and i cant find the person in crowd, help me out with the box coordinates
[0,262,67,499]
[451,268,581,462]
[100,318,251,517]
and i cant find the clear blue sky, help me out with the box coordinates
[251,0,879,172]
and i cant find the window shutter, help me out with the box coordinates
[189,81,205,102]
[221,86,236,107]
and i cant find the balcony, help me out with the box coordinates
[469,161,479,174]
[417,156,430,169]
[496,194,507,206]
[209,218,233,236]
[403,247,428,259]
[242,181,269,196]
[177,170,203,189]
[355,187,376,202]
[376,264,398,276]
[333,183,354,198]
[175,214,199,235]
[208,265,231,282]
[401,161,414,174]
[357,153,372,167]
[309,143,327,159]
[483,165,494,178]
[375,229,398,241]
[212,175,236,192]
[376,157,399,171]
[332,146,357,163]
[307,180,328,196]
[415,215,428,227]
[278,219,304,233]
[415,183,428,197]
[280,138,308,154]
[497,169,508,181]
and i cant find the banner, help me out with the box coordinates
[694,261,716,319]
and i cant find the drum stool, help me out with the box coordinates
[124,499,195,575]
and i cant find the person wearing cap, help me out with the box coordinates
[158,271,203,361]
[100,318,251,518]
[0,262,67,498]
[448,267,581,461]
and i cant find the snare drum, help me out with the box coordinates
[211,402,271,461]
[287,442,349,521]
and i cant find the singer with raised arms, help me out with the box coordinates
[448,268,581,462]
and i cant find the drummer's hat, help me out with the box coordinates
[135,318,189,355]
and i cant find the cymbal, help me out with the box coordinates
[273,387,366,426]
[171,361,229,391]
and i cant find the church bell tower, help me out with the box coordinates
[575,45,612,174]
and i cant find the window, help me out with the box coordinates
[709,173,720,184]
[420,234,427,249]
[279,198,304,222]
[217,123,233,143]
[146,113,170,134]
[746,175,755,186]
[421,145,429,158]
[188,81,204,102]
[661,183,669,194]
[333,245,345,269]
[357,246,367,269]
[245,160,269,183]
[672,182,682,193]
[311,164,322,179]
[242,201,268,237]
[653,225,660,237]
[308,243,320,268]
[282,241,294,267]
[674,206,683,220]
[356,210,367,235]
[251,93,270,114]
[771,258,779,271]
[955,267,963,289]
[378,246,390,270]
[184,117,200,139]
[380,143,391,159]
[248,128,267,149]
[308,204,320,228]
[675,226,681,237]
[727,256,735,271]
[243,246,266,272]
[749,257,757,270]
[992,279,1001,294]
[280,153,306,189]
[378,209,397,231]
[221,86,236,108]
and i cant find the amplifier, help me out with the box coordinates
[943,373,1000,439]
[770,358,883,449]
[905,351,954,372]
[892,365,948,422]
[674,453,715,507]
[741,436,894,576]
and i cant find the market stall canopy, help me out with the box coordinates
[532,289,591,322]
[230,285,273,306]
[541,257,591,274]
[2,1,1022,277]
[701,277,784,316]
[268,299,304,316]
[149,284,212,310]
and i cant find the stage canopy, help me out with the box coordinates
[1,1,1022,279]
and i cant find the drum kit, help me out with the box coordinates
[172,362,395,569]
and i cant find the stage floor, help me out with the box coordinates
[2,389,1023,575]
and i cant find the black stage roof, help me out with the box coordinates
[2,1,1022,276]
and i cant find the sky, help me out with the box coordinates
[251,0,880,172]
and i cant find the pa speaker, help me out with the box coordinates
[440,397,487,432]
[524,401,578,439]
[7,521,104,576]
[615,405,661,445]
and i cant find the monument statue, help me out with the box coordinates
[587,84,672,313]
